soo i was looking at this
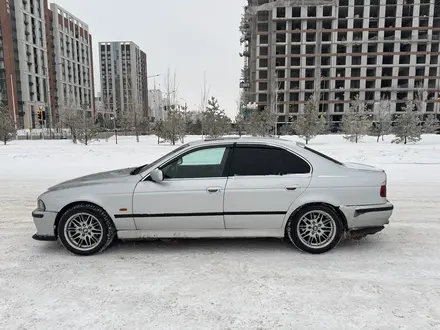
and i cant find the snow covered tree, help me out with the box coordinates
[246,107,277,136]
[423,114,439,134]
[392,99,422,145]
[202,96,230,138]
[372,97,392,142]
[341,95,372,143]
[0,101,16,145]
[293,93,325,144]
[279,122,293,135]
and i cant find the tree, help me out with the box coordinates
[76,105,99,146]
[341,95,372,143]
[392,99,422,145]
[372,97,392,142]
[162,105,185,145]
[152,119,166,144]
[0,101,16,145]
[161,68,185,144]
[202,97,230,138]
[293,94,325,144]
[423,114,439,134]
[118,110,133,136]
[279,122,293,135]
[246,107,277,136]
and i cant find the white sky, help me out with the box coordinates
[52,0,245,118]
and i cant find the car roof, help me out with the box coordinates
[186,136,305,149]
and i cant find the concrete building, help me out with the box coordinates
[148,89,164,122]
[0,0,94,129]
[99,41,148,120]
[240,0,440,129]
[49,3,95,122]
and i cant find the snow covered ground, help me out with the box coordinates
[1,134,440,329]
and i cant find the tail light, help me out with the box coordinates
[380,184,387,198]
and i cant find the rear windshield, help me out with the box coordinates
[303,146,343,166]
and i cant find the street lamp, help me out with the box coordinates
[147,74,161,79]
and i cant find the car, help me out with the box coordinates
[31,137,394,256]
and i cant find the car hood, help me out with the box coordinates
[47,166,140,191]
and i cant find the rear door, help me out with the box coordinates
[223,144,312,229]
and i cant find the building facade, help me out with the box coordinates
[99,41,148,120]
[49,3,95,122]
[0,0,94,129]
[148,88,164,122]
[240,0,440,129]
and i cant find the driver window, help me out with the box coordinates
[161,147,229,179]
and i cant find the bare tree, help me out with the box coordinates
[161,68,184,144]
[76,104,99,146]
[202,96,230,138]
[423,114,439,134]
[414,84,428,113]
[200,71,210,136]
[293,94,325,144]
[392,99,422,144]
[372,97,393,142]
[246,107,277,136]
[341,95,372,143]
[0,100,16,145]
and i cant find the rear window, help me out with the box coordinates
[303,146,343,166]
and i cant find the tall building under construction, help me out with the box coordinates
[239,0,440,129]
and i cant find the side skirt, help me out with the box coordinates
[117,229,285,240]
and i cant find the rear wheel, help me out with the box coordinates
[286,205,343,254]
[57,203,115,256]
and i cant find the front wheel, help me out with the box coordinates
[57,203,115,256]
[286,205,343,254]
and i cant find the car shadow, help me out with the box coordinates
[35,236,383,257]
[109,237,292,254]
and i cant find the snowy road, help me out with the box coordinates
[1,135,440,329]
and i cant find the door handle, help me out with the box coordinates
[207,187,221,193]
[286,185,300,191]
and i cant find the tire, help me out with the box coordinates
[57,203,116,256]
[286,205,343,254]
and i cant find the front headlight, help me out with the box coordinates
[37,199,46,211]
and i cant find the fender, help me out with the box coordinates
[282,192,343,229]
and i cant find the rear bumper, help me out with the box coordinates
[32,209,58,240]
[339,202,394,230]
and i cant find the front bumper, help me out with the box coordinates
[32,209,58,241]
[339,202,394,230]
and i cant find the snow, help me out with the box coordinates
[1,134,440,329]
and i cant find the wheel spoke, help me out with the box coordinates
[296,210,337,249]
[64,212,104,251]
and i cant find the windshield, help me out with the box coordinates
[130,143,189,175]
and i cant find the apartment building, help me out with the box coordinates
[148,89,164,122]
[99,41,148,120]
[49,3,95,122]
[240,0,440,128]
[0,0,94,129]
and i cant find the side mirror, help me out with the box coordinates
[150,169,164,183]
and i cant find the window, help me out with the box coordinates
[229,146,310,176]
[161,147,229,179]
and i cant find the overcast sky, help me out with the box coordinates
[52,0,245,118]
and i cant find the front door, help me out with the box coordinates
[133,145,232,230]
[223,144,312,229]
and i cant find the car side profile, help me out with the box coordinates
[32,137,394,256]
